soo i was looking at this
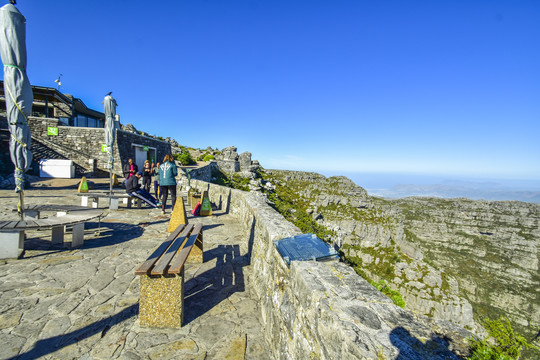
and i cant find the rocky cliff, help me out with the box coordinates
[259,169,540,346]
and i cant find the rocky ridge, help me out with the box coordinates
[259,169,540,347]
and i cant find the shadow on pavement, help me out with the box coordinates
[15,304,138,360]
[183,244,246,325]
[183,216,257,325]
[22,222,145,257]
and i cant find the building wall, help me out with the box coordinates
[7,117,172,177]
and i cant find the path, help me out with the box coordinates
[0,184,271,359]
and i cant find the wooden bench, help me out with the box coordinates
[77,192,142,210]
[134,223,203,328]
[0,205,104,259]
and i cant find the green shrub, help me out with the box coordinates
[210,170,250,191]
[369,279,406,308]
[203,154,215,162]
[174,152,195,166]
[468,317,538,359]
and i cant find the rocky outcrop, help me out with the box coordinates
[121,123,138,133]
[187,175,474,359]
[261,169,540,343]
[216,146,260,179]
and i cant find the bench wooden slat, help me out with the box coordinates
[150,224,194,275]
[168,223,203,274]
[134,224,187,275]
[33,218,59,228]
[0,221,19,229]
[24,220,40,228]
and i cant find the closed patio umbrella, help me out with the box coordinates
[104,93,117,194]
[0,3,33,219]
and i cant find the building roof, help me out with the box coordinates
[0,80,105,119]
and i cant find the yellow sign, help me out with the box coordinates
[78,176,89,193]
[200,191,212,216]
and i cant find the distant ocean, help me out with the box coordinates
[319,171,540,204]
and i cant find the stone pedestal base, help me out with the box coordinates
[81,196,89,207]
[109,197,119,210]
[187,236,203,264]
[71,223,84,248]
[139,270,184,328]
[0,230,24,259]
[51,226,64,245]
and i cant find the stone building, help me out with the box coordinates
[0,81,171,177]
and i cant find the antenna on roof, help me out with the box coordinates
[54,74,63,90]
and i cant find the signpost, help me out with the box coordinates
[47,127,58,136]
[200,190,212,216]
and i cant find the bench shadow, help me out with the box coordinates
[389,326,462,359]
[202,223,224,231]
[183,244,247,325]
[82,222,145,249]
[14,304,138,360]
[21,222,145,257]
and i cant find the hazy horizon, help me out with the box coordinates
[318,170,540,203]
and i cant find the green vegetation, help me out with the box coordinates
[202,154,215,162]
[341,244,406,308]
[370,279,406,308]
[259,172,335,242]
[211,170,251,192]
[174,152,195,166]
[259,170,406,307]
[468,317,538,360]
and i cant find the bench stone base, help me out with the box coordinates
[139,270,184,328]
[0,230,24,259]
[81,195,140,210]
[109,197,119,210]
[187,236,203,263]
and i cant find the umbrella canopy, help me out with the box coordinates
[0,4,33,194]
[104,94,117,169]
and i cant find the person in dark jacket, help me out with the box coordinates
[158,154,178,214]
[142,160,152,191]
[123,158,138,179]
[125,171,158,207]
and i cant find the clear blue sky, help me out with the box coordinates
[9,0,540,181]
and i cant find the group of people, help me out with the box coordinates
[123,155,178,214]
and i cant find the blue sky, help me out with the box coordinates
[8,0,540,181]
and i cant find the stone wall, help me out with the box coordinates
[181,161,220,184]
[187,172,473,359]
[115,130,171,175]
[15,117,171,176]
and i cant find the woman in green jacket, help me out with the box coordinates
[158,154,178,214]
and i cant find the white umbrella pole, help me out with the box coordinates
[18,191,24,220]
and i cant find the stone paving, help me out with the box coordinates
[0,181,272,359]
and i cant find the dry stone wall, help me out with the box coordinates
[22,117,171,176]
[188,173,472,359]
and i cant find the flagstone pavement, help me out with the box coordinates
[0,182,272,359]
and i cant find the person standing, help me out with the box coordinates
[152,162,161,204]
[122,158,138,179]
[159,154,178,215]
[142,160,152,192]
